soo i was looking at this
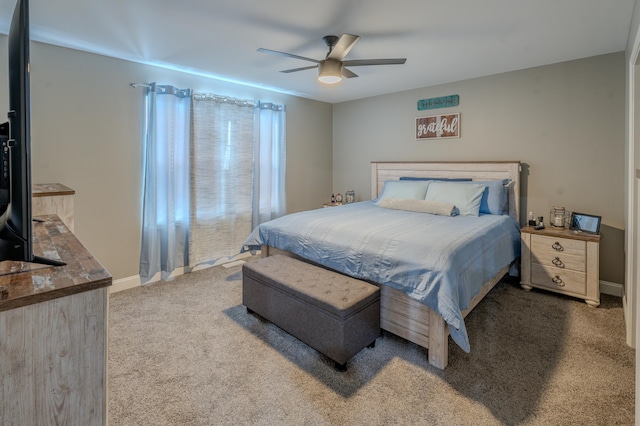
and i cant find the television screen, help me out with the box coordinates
[0,0,64,267]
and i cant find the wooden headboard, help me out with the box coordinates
[371,161,521,224]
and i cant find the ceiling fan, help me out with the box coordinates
[257,34,407,85]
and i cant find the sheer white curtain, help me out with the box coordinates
[253,102,286,228]
[189,95,255,267]
[139,84,192,283]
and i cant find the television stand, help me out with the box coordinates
[0,215,111,425]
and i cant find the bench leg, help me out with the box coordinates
[334,361,347,372]
[367,339,376,348]
[246,306,255,315]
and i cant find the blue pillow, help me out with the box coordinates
[468,179,510,215]
[403,178,509,215]
[399,177,473,182]
[431,179,509,215]
[425,182,486,216]
[375,180,431,205]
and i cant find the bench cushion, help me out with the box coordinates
[242,255,379,320]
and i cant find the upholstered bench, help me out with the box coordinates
[242,255,380,371]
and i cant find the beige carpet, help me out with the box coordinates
[108,258,635,425]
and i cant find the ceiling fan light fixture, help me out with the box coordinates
[259,34,406,85]
[318,59,343,84]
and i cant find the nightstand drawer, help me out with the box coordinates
[531,263,587,296]
[530,251,586,272]
[531,234,586,258]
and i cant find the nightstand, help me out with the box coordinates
[520,225,600,307]
[323,202,342,208]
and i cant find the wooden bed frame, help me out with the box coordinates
[262,161,521,369]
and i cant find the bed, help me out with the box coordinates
[243,161,521,369]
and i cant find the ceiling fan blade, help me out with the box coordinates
[257,48,320,64]
[342,67,358,79]
[327,34,360,60]
[280,65,319,74]
[342,58,407,67]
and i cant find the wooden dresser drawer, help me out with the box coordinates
[531,234,585,258]
[531,263,587,296]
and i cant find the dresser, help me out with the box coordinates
[32,183,75,232]
[520,225,600,307]
[0,215,111,425]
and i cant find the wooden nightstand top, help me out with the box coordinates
[521,225,601,242]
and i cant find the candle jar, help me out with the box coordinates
[345,190,356,204]
[550,206,566,228]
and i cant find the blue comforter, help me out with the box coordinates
[242,201,521,352]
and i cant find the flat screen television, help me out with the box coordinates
[0,0,64,266]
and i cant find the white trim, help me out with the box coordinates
[108,251,255,294]
[626,11,640,350]
[600,280,624,298]
[625,7,640,423]
[192,251,253,272]
[626,59,637,347]
[109,275,141,293]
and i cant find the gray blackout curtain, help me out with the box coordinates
[253,101,286,227]
[139,83,192,283]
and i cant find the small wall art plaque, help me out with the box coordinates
[417,95,459,111]
[416,113,460,140]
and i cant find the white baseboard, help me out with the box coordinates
[110,275,142,293]
[600,280,624,297]
[192,251,252,272]
[109,251,255,294]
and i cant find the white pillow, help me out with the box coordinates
[378,198,456,216]
[424,182,486,216]
[375,180,431,205]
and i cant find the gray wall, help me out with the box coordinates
[0,36,626,285]
[0,39,333,280]
[333,53,626,284]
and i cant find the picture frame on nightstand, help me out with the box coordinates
[569,212,601,235]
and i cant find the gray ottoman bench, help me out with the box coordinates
[242,255,380,371]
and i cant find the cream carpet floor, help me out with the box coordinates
[108,257,634,425]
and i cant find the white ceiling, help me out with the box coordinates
[0,0,636,104]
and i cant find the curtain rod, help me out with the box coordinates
[130,84,283,110]
[192,93,256,106]
[130,83,191,98]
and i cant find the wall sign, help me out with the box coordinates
[416,113,460,140]
[417,95,459,111]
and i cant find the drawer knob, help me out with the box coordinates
[552,257,565,268]
[552,242,564,252]
[552,275,565,287]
